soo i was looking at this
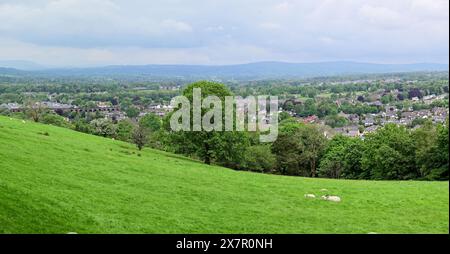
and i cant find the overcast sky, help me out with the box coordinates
[0,0,448,67]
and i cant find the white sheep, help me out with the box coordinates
[304,194,316,198]
[321,195,341,202]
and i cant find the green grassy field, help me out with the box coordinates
[0,116,448,233]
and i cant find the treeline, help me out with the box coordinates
[0,82,180,106]
[318,123,448,180]
[230,73,449,97]
[283,98,382,118]
[3,81,448,181]
[1,104,161,152]
[267,117,448,180]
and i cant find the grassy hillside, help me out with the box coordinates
[0,116,448,233]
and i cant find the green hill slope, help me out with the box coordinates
[0,116,448,233]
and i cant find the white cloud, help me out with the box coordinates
[259,22,282,30]
[205,25,225,32]
[410,0,449,19]
[358,5,407,30]
[0,0,447,65]
[275,2,291,12]
[161,19,193,33]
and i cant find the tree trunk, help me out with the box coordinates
[205,155,211,165]
[204,142,211,165]
[311,158,316,177]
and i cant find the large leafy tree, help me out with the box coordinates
[272,120,327,176]
[412,119,449,180]
[299,124,328,177]
[139,113,162,132]
[362,124,417,180]
[166,81,249,166]
[318,135,364,179]
[272,131,305,175]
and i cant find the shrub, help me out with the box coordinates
[243,145,277,172]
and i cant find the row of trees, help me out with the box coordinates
[2,103,158,151]
[3,81,448,180]
[158,81,449,180]
[73,113,161,151]
[318,123,448,180]
[230,72,448,99]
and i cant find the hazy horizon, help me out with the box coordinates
[1,59,449,71]
[0,0,448,67]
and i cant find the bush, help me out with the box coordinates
[243,145,277,172]
[324,115,348,128]
[39,113,71,128]
[116,119,134,142]
[90,118,117,137]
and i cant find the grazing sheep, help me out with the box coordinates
[321,195,341,202]
[304,194,316,198]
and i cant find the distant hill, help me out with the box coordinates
[0,116,448,233]
[0,60,46,71]
[0,61,448,79]
[0,67,27,75]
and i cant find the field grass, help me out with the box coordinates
[0,116,448,233]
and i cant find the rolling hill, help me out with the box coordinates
[0,116,448,233]
[0,61,448,79]
[0,60,46,71]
